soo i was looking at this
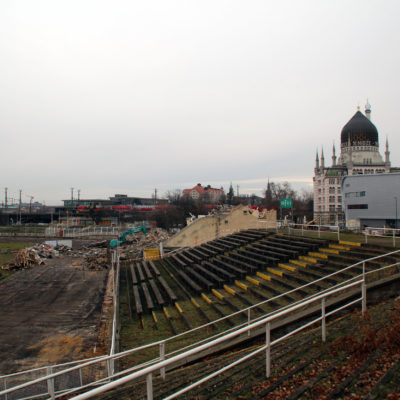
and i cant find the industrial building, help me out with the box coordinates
[342,173,400,229]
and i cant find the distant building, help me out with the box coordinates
[63,194,168,208]
[342,173,400,229]
[313,101,396,225]
[182,184,224,203]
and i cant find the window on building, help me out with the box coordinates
[329,178,335,184]
[348,204,368,209]
[329,196,335,203]
[329,187,335,194]
[345,191,366,198]
[338,196,342,203]
[329,205,335,211]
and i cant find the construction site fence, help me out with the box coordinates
[282,223,400,247]
[1,250,400,400]
[44,226,122,238]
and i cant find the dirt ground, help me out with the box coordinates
[0,255,108,374]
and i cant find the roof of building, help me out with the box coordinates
[341,111,379,147]
[182,184,224,195]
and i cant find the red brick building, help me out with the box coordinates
[182,184,224,203]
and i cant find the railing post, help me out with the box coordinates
[362,261,367,314]
[160,341,166,380]
[106,359,111,377]
[146,373,153,400]
[362,261,366,281]
[248,308,251,337]
[318,225,321,238]
[265,322,271,378]
[4,377,8,400]
[79,367,83,386]
[301,224,304,236]
[337,225,340,241]
[321,297,326,342]
[47,366,55,399]
[393,229,396,247]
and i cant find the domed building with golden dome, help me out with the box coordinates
[313,102,393,225]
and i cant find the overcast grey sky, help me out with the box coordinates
[1,0,399,205]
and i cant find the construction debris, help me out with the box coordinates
[4,245,59,270]
[1,227,172,271]
[84,255,109,270]
[120,228,171,260]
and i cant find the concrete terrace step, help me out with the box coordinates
[278,263,296,272]
[308,251,329,259]
[298,255,318,264]
[319,247,340,255]
[329,243,351,251]
[339,240,362,247]
[289,259,308,268]
[267,267,284,277]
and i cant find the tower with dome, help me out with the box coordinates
[313,101,393,225]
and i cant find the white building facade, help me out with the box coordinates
[313,102,392,225]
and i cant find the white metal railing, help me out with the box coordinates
[362,226,400,247]
[285,223,341,240]
[1,250,400,400]
[72,279,366,400]
[285,223,400,247]
[44,226,121,238]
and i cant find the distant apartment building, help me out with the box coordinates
[313,101,397,225]
[182,184,224,203]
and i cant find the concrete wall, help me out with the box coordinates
[165,205,277,248]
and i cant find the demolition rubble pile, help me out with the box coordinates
[2,228,171,271]
[76,229,170,267]
[120,228,171,260]
[4,245,59,270]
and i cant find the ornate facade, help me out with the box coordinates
[313,102,392,225]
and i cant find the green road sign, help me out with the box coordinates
[280,198,293,208]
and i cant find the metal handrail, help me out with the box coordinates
[70,280,364,400]
[2,249,399,399]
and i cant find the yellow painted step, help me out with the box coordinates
[278,263,296,272]
[246,276,260,286]
[309,252,328,259]
[299,255,318,263]
[290,259,308,268]
[163,307,170,319]
[201,293,212,304]
[235,280,248,291]
[152,311,158,324]
[339,240,362,247]
[329,244,350,251]
[319,248,339,255]
[224,285,236,296]
[267,267,283,277]
[212,289,224,300]
[175,302,183,313]
[191,297,200,308]
[256,272,271,281]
